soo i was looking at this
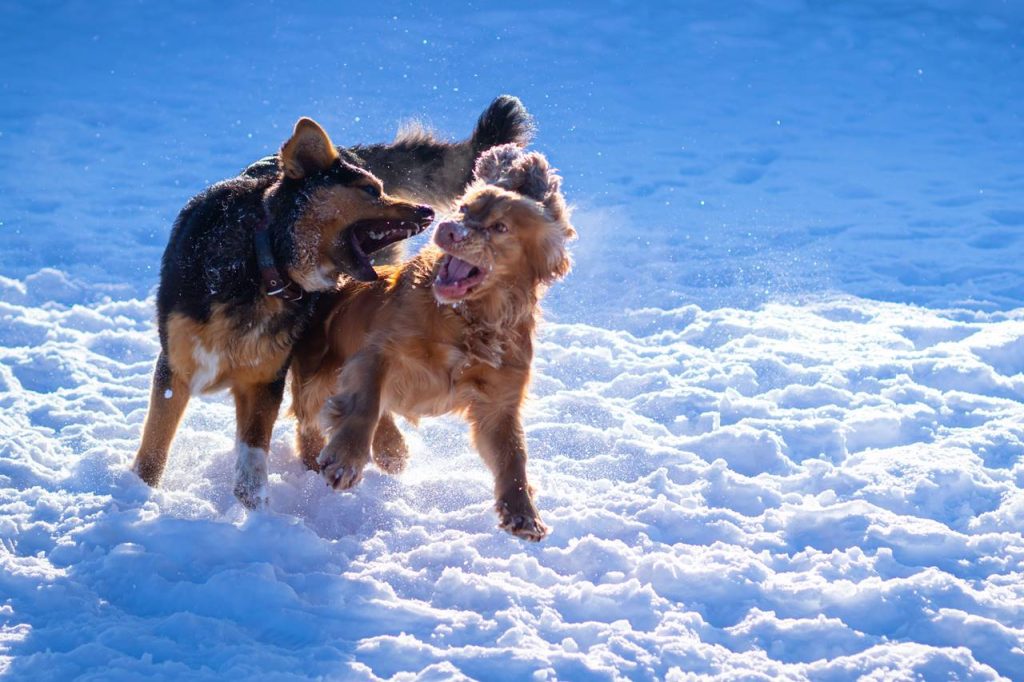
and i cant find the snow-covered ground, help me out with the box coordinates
[1,1,1022,680]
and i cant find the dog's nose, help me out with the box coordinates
[415,205,434,225]
[437,221,468,244]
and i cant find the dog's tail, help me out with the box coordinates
[468,95,535,159]
[354,95,534,209]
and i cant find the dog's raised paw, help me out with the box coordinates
[331,464,363,490]
[319,455,364,491]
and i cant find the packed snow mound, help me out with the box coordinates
[1,286,1021,680]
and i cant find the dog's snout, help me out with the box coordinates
[415,205,434,225]
[437,221,468,244]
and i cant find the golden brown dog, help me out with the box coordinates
[290,144,575,540]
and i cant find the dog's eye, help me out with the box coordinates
[361,184,382,199]
[492,222,508,233]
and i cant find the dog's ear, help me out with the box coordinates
[474,143,523,186]
[540,217,576,284]
[533,159,574,282]
[474,146,559,204]
[509,152,555,203]
[510,152,568,223]
[280,118,339,180]
[540,172,567,221]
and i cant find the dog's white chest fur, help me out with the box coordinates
[190,344,221,395]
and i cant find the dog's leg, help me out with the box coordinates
[318,352,383,490]
[371,412,408,475]
[296,424,325,473]
[231,378,285,509]
[291,370,325,473]
[133,352,191,486]
[469,407,548,542]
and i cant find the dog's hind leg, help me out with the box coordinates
[290,366,332,472]
[295,423,324,473]
[133,352,191,486]
[231,378,285,510]
[371,412,408,475]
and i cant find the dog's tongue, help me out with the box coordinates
[434,254,486,302]
[440,256,476,284]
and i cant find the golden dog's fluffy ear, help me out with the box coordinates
[280,117,339,180]
[540,213,576,283]
[513,154,574,282]
[511,153,574,281]
[474,143,524,186]
[475,145,568,217]
[514,152,556,204]
[543,240,573,283]
[474,145,555,202]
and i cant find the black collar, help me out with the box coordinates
[254,204,303,302]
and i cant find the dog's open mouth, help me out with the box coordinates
[433,253,489,302]
[345,219,428,282]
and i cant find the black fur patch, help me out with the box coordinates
[470,95,534,154]
[240,96,534,208]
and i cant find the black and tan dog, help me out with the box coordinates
[133,97,533,508]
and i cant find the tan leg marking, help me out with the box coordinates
[133,353,191,486]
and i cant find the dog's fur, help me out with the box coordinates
[243,95,534,209]
[133,98,533,508]
[289,145,575,540]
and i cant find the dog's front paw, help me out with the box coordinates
[234,445,269,510]
[496,499,549,542]
[318,442,367,491]
[234,479,269,510]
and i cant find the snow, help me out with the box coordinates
[2,1,1023,680]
